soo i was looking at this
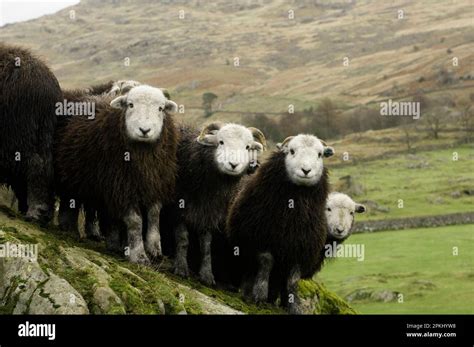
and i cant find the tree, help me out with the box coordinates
[457,97,473,143]
[202,92,218,118]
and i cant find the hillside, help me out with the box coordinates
[0,206,355,315]
[0,0,472,124]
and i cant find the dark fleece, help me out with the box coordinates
[227,150,329,288]
[0,43,62,220]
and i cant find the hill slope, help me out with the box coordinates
[0,0,472,123]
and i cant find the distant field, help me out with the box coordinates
[329,145,474,221]
[318,224,474,314]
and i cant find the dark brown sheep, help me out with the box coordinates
[55,85,179,264]
[56,80,142,240]
[227,134,334,313]
[161,122,266,286]
[0,43,62,224]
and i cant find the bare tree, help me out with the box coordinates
[457,97,473,143]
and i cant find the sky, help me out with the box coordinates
[0,0,79,27]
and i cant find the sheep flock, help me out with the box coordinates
[0,44,367,314]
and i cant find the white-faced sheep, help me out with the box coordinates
[161,122,266,286]
[324,192,366,251]
[55,85,179,264]
[226,134,334,313]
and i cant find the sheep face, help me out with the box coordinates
[197,123,265,176]
[326,192,366,240]
[277,135,334,186]
[111,85,177,143]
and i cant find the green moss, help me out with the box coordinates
[0,276,20,314]
[298,280,357,315]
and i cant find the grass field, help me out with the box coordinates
[318,224,474,314]
[329,145,474,221]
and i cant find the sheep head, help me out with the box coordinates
[277,134,334,186]
[110,85,177,143]
[197,122,266,176]
[326,192,366,240]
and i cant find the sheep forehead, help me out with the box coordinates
[218,124,253,142]
[328,193,356,210]
[288,134,324,151]
[126,85,166,105]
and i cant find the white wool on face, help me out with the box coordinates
[122,85,169,143]
[214,124,256,176]
[282,134,325,186]
[325,192,357,240]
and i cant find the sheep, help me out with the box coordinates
[162,122,266,286]
[54,85,179,264]
[56,80,142,240]
[226,134,334,313]
[266,192,366,305]
[324,192,366,245]
[0,43,62,224]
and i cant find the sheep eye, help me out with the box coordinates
[327,207,331,212]
[219,140,224,145]
[318,152,322,158]
[350,211,354,215]
[246,145,250,150]
[128,103,134,108]
[290,149,295,155]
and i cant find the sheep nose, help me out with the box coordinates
[301,168,311,176]
[139,127,151,135]
[336,228,344,234]
[229,162,238,170]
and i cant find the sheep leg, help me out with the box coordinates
[174,223,190,278]
[198,230,215,286]
[58,197,79,233]
[11,183,28,214]
[145,203,163,259]
[252,252,273,303]
[124,209,150,265]
[25,153,54,225]
[286,265,303,315]
[84,205,102,241]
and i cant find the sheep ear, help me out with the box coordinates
[110,95,127,109]
[355,204,366,213]
[165,100,178,114]
[324,146,335,158]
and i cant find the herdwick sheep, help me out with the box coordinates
[56,80,142,240]
[226,134,334,313]
[162,122,266,286]
[0,43,62,224]
[325,192,366,244]
[55,85,179,264]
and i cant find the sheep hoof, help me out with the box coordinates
[129,253,151,266]
[174,263,189,278]
[199,271,216,287]
[251,287,268,303]
[25,203,52,226]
